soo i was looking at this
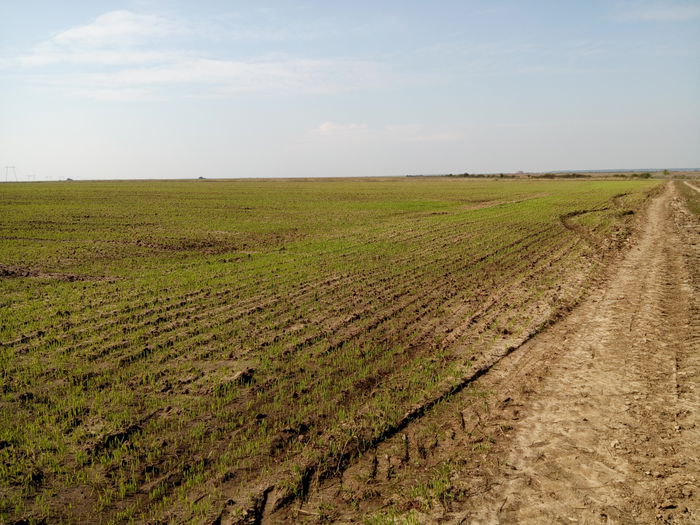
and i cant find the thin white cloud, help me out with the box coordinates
[15,10,189,67]
[51,10,188,47]
[615,1,700,21]
[8,10,393,100]
[5,11,389,100]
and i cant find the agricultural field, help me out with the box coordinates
[0,177,661,523]
[678,179,700,215]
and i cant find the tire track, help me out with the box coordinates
[459,181,700,524]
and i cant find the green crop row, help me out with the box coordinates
[0,177,659,523]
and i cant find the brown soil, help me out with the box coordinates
[457,181,700,523]
[270,181,699,524]
[0,264,114,282]
[685,180,700,193]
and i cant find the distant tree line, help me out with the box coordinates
[612,172,653,179]
[533,173,589,179]
[445,173,516,178]
[408,171,658,180]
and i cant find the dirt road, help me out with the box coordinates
[460,181,699,524]
[270,181,698,524]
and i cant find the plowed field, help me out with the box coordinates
[0,177,661,523]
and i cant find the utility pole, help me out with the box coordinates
[4,166,18,182]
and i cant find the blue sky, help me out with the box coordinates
[1,1,699,180]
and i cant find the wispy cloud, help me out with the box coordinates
[7,10,392,100]
[51,10,189,47]
[614,1,700,21]
[15,10,189,67]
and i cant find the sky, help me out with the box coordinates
[1,0,699,180]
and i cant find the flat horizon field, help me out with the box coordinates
[0,177,665,523]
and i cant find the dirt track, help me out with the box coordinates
[270,181,698,524]
[460,181,699,523]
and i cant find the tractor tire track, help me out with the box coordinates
[459,181,699,524]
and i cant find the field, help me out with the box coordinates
[0,177,661,523]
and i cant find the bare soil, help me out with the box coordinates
[684,180,700,193]
[457,183,700,524]
[272,181,699,524]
